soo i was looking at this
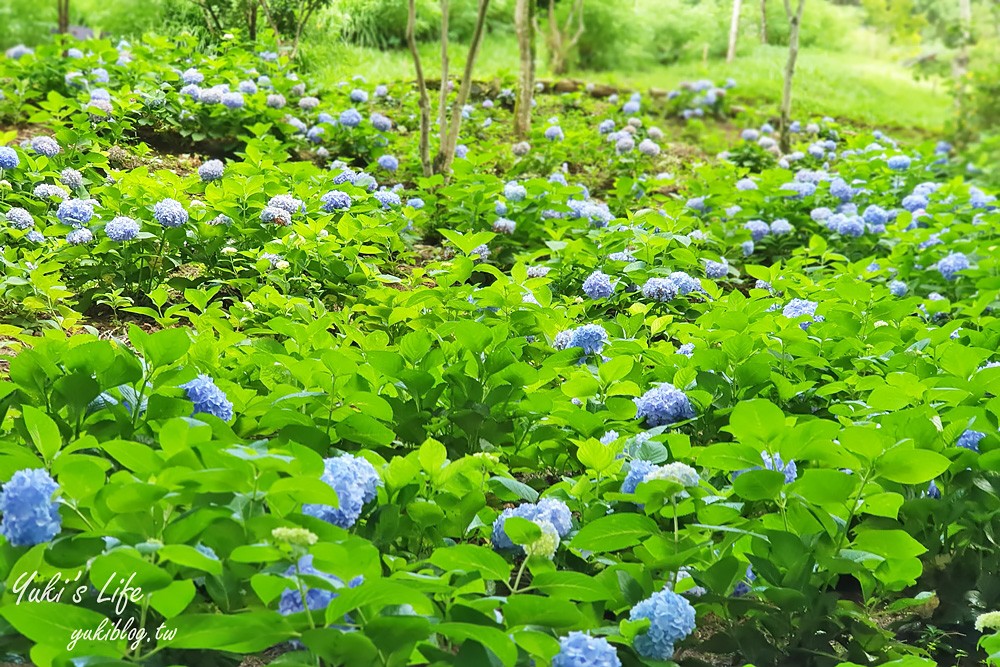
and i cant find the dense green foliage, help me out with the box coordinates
[0,26,998,667]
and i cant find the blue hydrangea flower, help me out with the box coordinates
[744,220,769,241]
[105,216,140,242]
[266,94,286,109]
[678,342,695,357]
[269,195,304,214]
[370,113,392,132]
[635,384,695,427]
[58,168,82,190]
[741,240,755,256]
[375,84,388,97]
[373,190,401,209]
[143,199,183,230]
[638,139,660,157]
[66,228,93,244]
[902,194,928,212]
[926,480,941,499]
[5,207,34,230]
[455,144,469,159]
[569,324,609,355]
[407,197,424,209]
[623,100,640,115]
[222,92,244,109]
[278,555,363,616]
[583,271,614,299]
[377,154,398,172]
[491,498,572,552]
[781,181,816,198]
[349,88,368,103]
[888,280,907,297]
[180,84,201,98]
[887,155,911,171]
[833,215,865,237]
[261,206,291,225]
[598,119,615,134]
[0,146,19,169]
[956,429,985,452]
[735,178,756,191]
[733,565,757,596]
[198,87,223,105]
[181,68,203,85]
[622,460,656,494]
[56,199,94,227]
[629,588,697,660]
[321,190,352,212]
[238,80,257,94]
[782,299,822,329]
[642,277,678,302]
[303,454,381,528]
[503,181,527,202]
[26,230,44,243]
[493,217,516,234]
[198,159,224,182]
[544,125,564,141]
[705,259,728,279]
[553,632,621,667]
[31,136,61,157]
[761,451,798,483]
[339,108,363,127]
[0,469,61,547]
[181,374,233,421]
[862,205,887,227]
[615,133,635,155]
[770,219,793,235]
[299,96,319,110]
[937,252,969,280]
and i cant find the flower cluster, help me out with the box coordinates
[0,469,62,547]
[303,455,381,529]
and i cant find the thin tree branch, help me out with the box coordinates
[435,0,491,175]
[407,0,433,176]
[439,0,450,145]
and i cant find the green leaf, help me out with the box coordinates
[570,514,658,553]
[503,516,543,546]
[578,439,616,472]
[21,404,62,461]
[503,595,583,628]
[732,469,786,501]
[147,580,196,618]
[163,612,295,652]
[0,603,122,655]
[437,622,517,667]
[530,571,614,601]
[726,399,787,444]
[429,545,512,581]
[875,449,950,484]
[490,476,539,502]
[130,325,190,368]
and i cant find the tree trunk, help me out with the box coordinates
[248,1,258,42]
[433,0,491,175]
[760,0,767,43]
[779,0,805,152]
[727,0,742,62]
[57,0,70,33]
[407,0,433,176]
[513,0,535,139]
[439,0,450,144]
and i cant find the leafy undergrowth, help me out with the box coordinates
[0,32,997,667]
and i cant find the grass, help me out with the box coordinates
[302,36,951,134]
